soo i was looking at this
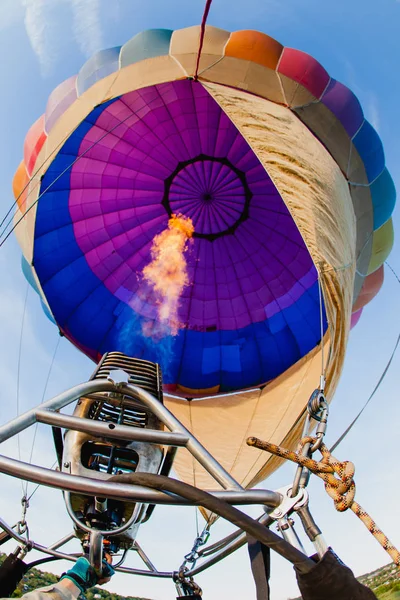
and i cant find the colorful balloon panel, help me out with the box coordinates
[32,80,326,393]
[15,25,395,400]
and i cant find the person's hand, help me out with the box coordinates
[60,556,115,593]
[98,554,115,585]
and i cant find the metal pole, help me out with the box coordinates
[0,381,116,443]
[0,455,281,507]
[48,532,76,551]
[134,541,158,572]
[35,409,189,447]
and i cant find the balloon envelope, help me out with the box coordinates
[14,26,395,488]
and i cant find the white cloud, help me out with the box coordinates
[71,0,103,58]
[22,0,55,76]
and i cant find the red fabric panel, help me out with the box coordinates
[23,114,47,176]
[278,48,330,99]
[353,264,384,312]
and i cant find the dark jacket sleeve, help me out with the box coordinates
[294,549,377,600]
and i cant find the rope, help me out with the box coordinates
[247,436,400,566]
[194,0,213,80]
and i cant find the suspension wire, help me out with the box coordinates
[317,269,326,390]
[330,261,400,452]
[26,461,58,503]
[0,126,80,234]
[0,108,141,248]
[16,283,30,494]
[25,335,61,495]
[194,0,213,80]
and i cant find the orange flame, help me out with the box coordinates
[142,214,194,337]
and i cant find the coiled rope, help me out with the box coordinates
[247,435,400,566]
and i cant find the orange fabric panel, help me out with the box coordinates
[12,161,29,211]
[177,383,220,396]
[24,114,47,176]
[225,30,283,70]
[353,265,384,312]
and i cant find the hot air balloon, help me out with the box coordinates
[12,26,395,492]
[2,23,397,598]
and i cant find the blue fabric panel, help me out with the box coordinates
[34,190,72,237]
[40,257,103,322]
[370,168,396,230]
[120,29,173,68]
[221,345,241,372]
[40,300,56,324]
[202,345,242,374]
[34,227,83,282]
[179,331,219,390]
[21,255,39,293]
[77,47,121,96]
[21,256,55,323]
[255,324,284,382]
[352,120,385,183]
[64,287,118,349]
[202,346,220,374]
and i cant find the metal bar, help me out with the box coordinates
[120,383,243,491]
[0,455,281,507]
[0,380,117,443]
[117,565,172,578]
[36,409,189,447]
[0,379,239,489]
[89,531,104,575]
[134,541,158,572]
[48,532,76,551]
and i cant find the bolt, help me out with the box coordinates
[63,462,70,469]
[274,509,282,518]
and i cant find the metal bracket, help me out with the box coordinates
[267,485,308,521]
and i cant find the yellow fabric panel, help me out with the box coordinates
[166,82,356,492]
[224,30,283,70]
[13,175,41,262]
[277,72,318,108]
[367,218,394,275]
[170,25,230,77]
[349,184,374,297]
[200,57,284,104]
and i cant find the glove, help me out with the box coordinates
[60,556,115,593]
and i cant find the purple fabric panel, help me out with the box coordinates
[321,79,364,137]
[169,161,247,235]
[69,80,317,331]
[45,76,78,134]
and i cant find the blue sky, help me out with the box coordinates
[0,1,399,599]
